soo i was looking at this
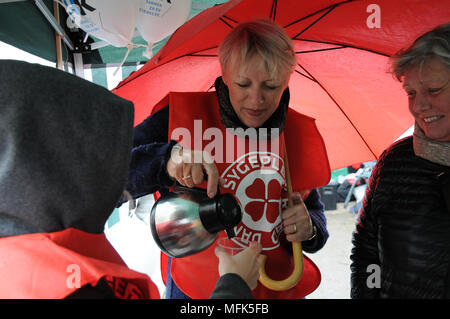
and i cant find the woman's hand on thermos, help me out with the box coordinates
[166,145,223,198]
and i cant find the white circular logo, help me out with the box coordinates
[222,152,288,250]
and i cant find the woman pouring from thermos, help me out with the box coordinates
[125,19,331,299]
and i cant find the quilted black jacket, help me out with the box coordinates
[350,136,450,298]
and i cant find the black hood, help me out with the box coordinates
[0,60,134,237]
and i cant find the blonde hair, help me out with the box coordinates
[218,19,296,79]
[390,23,450,81]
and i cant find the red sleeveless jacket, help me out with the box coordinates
[0,228,160,299]
[156,92,330,299]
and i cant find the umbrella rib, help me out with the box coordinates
[294,69,316,83]
[222,15,239,24]
[219,17,234,29]
[296,38,390,57]
[283,0,354,35]
[188,53,217,57]
[297,64,378,159]
[207,83,215,92]
[292,5,338,39]
[270,0,277,20]
[295,46,347,54]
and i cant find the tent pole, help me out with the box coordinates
[34,0,74,51]
[73,53,85,79]
[52,0,63,70]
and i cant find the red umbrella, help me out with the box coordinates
[113,0,450,170]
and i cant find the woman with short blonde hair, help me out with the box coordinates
[124,18,330,299]
[218,19,297,80]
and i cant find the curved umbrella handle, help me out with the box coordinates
[258,241,304,291]
[258,138,304,291]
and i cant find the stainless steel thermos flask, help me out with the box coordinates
[150,186,242,258]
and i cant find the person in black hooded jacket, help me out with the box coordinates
[350,24,450,298]
[0,60,262,299]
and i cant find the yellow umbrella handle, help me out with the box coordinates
[258,242,304,291]
[258,138,304,291]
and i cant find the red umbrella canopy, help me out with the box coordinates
[113,0,450,170]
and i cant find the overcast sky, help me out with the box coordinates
[0,41,55,67]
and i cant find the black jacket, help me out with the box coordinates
[350,137,450,298]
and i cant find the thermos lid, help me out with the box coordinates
[199,193,242,238]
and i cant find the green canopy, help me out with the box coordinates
[0,0,228,87]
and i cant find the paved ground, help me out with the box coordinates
[306,202,359,299]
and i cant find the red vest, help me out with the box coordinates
[0,228,160,299]
[157,92,330,299]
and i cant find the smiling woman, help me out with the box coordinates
[402,57,450,142]
[351,23,450,299]
[391,23,450,143]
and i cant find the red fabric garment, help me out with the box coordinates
[0,228,160,299]
[159,91,330,298]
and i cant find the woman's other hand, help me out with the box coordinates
[281,192,315,242]
[215,241,263,290]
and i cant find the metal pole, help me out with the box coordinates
[73,53,84,78]
[52,0,63,70]
[34,0,74,51]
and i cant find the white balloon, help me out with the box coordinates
[62,0,140,48]
[136,0,192,47]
